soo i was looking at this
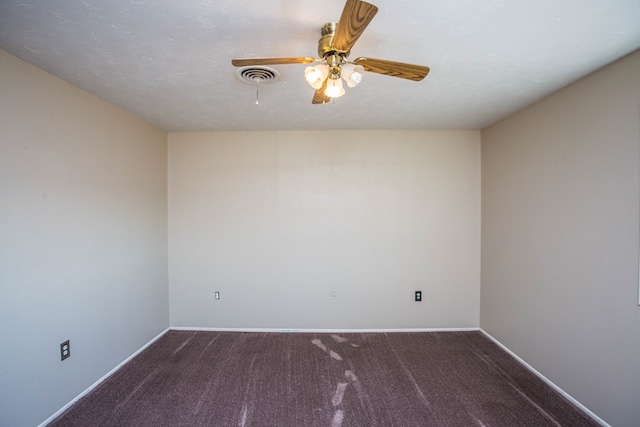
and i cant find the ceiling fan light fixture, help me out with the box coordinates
[341,63,364,88]
[232,0,430,105]
[324,76,345,98]
[304,64,329,89]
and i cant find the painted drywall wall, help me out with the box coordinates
[0,50,169,427]
[481,49,640,426]
[169,130,480,329]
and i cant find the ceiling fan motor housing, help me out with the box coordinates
[318,22,349,60]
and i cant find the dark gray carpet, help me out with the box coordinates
[49,331,598,426]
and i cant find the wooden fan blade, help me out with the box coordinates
[231,57,315,67]
[312,79,331,104]
[332,0,378,52]
[354,57,430,81]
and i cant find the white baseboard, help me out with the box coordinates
[170,326,481,333]
[39,327,170,427]
[479,329,609,427]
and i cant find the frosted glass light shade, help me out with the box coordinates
[304,64,329,89]
[341,63,364,88]
[324,77,345,98]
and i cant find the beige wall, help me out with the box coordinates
[0,50,169,427]
[481,49,640,426]
[169,130,481,329]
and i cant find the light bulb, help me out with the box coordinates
[324,76,345,98]
[341,63,364,88]
[304,64,329,89]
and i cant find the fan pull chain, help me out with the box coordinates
[255,78,260,105]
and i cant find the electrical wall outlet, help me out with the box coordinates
[60,340,70,361]
[415,291,422,302]
[214,291,220,300]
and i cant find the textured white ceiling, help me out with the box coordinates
[1,0,639,132]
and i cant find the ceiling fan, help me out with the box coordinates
[231,0,430,104]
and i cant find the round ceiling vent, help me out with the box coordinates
[235,66,280,84]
